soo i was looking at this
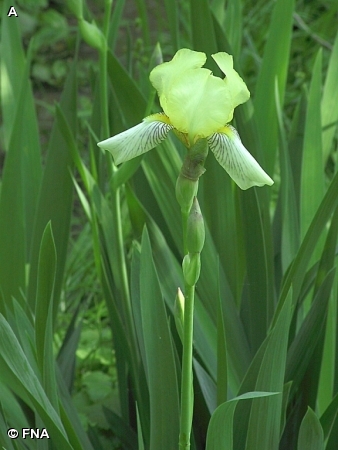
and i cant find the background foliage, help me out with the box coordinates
[0,0,337,449]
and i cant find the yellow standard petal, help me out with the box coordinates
[97,113,173,165]
[149,48,206,98]
[208,125,274,190]
[212,52,250,123]
[159,68,232,144]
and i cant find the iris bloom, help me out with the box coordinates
[98,49,273,190]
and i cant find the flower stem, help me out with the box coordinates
[179,281,195,450]
[177,140,208,449]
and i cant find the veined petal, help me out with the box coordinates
[97,113,173,165]
[208,125,274,190]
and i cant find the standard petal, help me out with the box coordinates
[208,125,274,190]
[149,48,206,98]
[161,68,232,143]
[97,114,173,165]
[212,52,250,122]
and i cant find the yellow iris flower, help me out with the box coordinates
[98,49,273,190]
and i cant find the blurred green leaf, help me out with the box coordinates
[244,290,292,450]
[297,408,324,450]
[322,30,338,163]
[253,0,294,173]
[35,222,58,410]
[27,59,77,319]
[320,393,338,441]
[286,269,335,401]
[0,315,73,449]
[300,49,324,242]
[217,280,228,406]
[0,7,41,309]
[206,391,279,450]
[276,168,338,314]
[275,82,300,273]
[138,227,180,450]
[190,0,217,58]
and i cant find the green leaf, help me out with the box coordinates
[322,30,338,163]
[0,385,29,450]
[275,82,300,273]
[56,367,95,450]
[300,50,325,242]
[297,408,324,450]
[244,291,292,450]
[136,404,145,450]
[320,393,338,441]
[0,14,41,309]
[217,278,228,405]
[194,358,217,414]
[107,50,146,128]
[190,0,217,59]
[103,407,138,450]
[0,315,73,449]
[315,207,338,411]
[275,168,338,317]
[253,0,295,173]
[163,0,180,50]
[27,59,77,319]
[238,186,275,352]
[139,227,180,450]
[285,269,335,403]
[35,222,58,409]
[206,391,279,450]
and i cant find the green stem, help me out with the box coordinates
[177,142,208,449]
[179,282,195,450]
[100,1,113,178]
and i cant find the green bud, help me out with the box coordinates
[174,288,185,342]
[66,0,83,19]
[150,42,163,69]
[182,253,201,287]
[186,197,205,254]
[79,19,106,51]
[176,174,198,213]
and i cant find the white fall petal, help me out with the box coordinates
[208,126,274,190]
[98,115,174,165]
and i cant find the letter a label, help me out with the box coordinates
[8,6,18,17]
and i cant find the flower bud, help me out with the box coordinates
[174,288,185,342]
[79,19,106,51]
[176,174,198,213]
[182,253,201,287]
[150,42,163,69]
[186,197,205,254]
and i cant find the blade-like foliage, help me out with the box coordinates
[0,0,337,448]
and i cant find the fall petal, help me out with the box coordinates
[97,114,173,165]
[208,125,273,190]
